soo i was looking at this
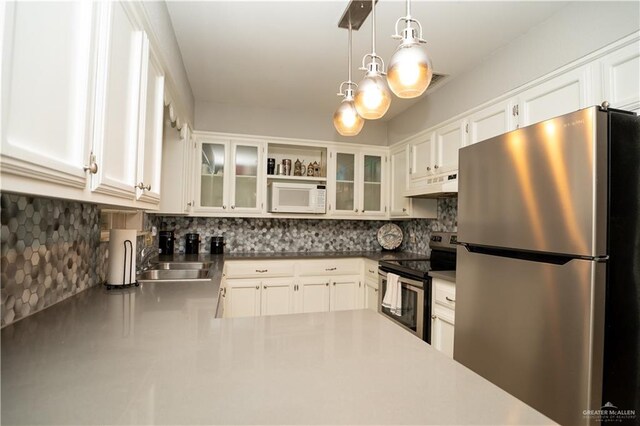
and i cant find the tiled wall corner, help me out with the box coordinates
[396,197,458,254]
[1,193,103,327]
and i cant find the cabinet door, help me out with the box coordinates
[224,279,261,318]
[467,99,515,145]
[360,153,385,216]
[433,119,466,174]
[389,146,411,217]
[516,65,592,127]
[197,139,229,211]
[364,278,379,311]
[136,46,164,204]
[332,150,359,215]
[296,278,330,314]
[330,276,359,311]
[408,135,434,182]
[261,279,294,316]
[158,122,190,214]
[230,142,262,213]
[1,1,96,190]
[91,2,144,200]
[600,40,640,110]
[431,304,455,358]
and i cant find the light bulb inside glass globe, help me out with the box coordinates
[333,96,364,136]
[354,69,392,120]
[387,36,433,99]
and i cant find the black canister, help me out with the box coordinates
[158,231,174,255]
[185,233,200,254]
[210,236,225,254]
[267,158,276,175]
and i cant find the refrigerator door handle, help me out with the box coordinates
[458,243,588,265]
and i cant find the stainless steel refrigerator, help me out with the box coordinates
[455,106,639,426]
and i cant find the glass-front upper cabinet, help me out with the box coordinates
[230,142,261,212]
[196,137,263,213]
[361,153,384,215]
[333,151,357,215]
[199,139,228,210]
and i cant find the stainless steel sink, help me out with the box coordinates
[152,262,213,270]
[137,269,211,283]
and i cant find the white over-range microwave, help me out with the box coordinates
[267,182,326,214]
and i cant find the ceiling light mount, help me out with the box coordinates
[333,21,364,136]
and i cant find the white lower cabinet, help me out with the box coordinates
[222,259,371,318]
[261,279,295,316]
[330,276,360,311]
[430,278,456,358]
[224,279,261,318]
[296,278,330,314]
[364,278,379,311]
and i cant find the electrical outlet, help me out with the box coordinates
[409,231,416,244]
[145,233,153,246]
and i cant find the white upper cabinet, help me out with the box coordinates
[90,2,145,200]
[408,135,434,183]
[432,119,467,174]
[390,146,411,217]
[600,40,640,110]
[1,1,97,190]
[328,148,386,217]
[467,99,516,145]
[135,46,165,205]
[515,65,592,128]
[158,124,193,214]
[196,136,263,213]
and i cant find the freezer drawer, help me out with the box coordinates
[454,246,606,426]
[458,106,608,257]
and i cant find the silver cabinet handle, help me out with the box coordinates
[136,182,151,191]
[374,289,378,292]
[187,202,192,207]
[431,315,436,319]
[368,269,375,274]
[445,296,455,303]
[255,269,268,273]
[402,208,407,212]
[427,166,431,171]
[355,209,359,213]
[325,282,329,286]
[333,282,336,286]
[434,164,439,169]
[222,205,227,209]
[83,154,98,174]
[255,285,259,290]
[325,267,336,271]
[231,205,235,209]
[263,285,266,289]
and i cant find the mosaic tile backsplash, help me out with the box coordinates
[1,193,102,327]
[157,198,458,255]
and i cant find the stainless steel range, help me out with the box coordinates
[378,232,457,343]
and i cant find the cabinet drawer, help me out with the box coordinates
[364,259,379,281]
[224,260,294,278]
[297,258,362,277]
[433,278,456,309]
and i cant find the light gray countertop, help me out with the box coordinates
[1,281,554,425]
[428,270,457,282]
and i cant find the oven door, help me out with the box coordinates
[378,271,426,341]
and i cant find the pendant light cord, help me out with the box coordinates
[371,0,376,56]
[348,21,352,83]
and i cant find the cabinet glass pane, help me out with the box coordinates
[234,145,258,208]
[363,155,382,212]
[336,153,355,211]
[201,143,225,207]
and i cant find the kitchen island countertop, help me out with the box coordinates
[1,281,554,425]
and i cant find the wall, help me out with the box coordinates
[195,100,388,146]
[388,2,640,143]
[0,193,102,327]
[157,198,457,255]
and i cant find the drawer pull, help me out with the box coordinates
[255,269,268,273]
[255,286,259,290]
[445,296,455,303]
[368,269,375,274]
[431,315,436,319]
[325,267,337,271]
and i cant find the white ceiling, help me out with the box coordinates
[167,1,568,121]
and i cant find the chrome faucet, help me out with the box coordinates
[138,247,159,274]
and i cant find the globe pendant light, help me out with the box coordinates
[333,21,364,136]
[387,0,433,98]
[354,0,391,120]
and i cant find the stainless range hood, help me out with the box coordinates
[405,170,458,198]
